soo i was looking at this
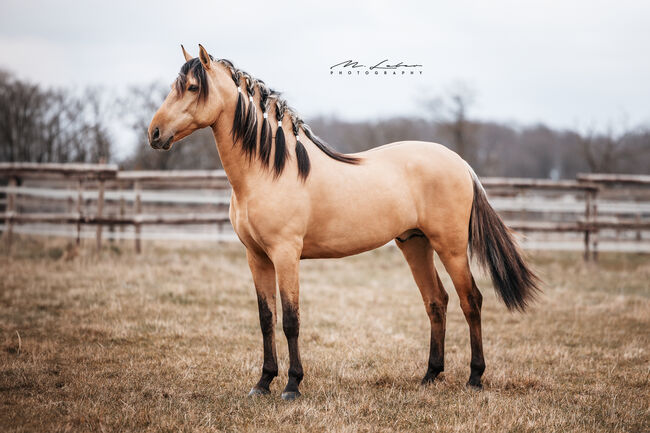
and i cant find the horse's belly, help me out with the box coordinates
[301,230,395,259]
[301,195,415,258]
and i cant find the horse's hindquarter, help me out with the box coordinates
[302,141,474,258]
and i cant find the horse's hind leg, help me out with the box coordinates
[436,248,485,389]
[396,235,449,384]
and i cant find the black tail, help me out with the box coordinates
[468,171,540,311]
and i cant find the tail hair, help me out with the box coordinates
[467,165,540,311]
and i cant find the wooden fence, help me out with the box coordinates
[0,163,231,254]
[1,163,649,259]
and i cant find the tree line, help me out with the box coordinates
[0,71,110,164]
[1,71,648,178]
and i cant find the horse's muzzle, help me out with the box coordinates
[149,127,173,150]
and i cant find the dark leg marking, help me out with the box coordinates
[422,302,446,383]
[281,302,303,400]
[465,277,485,389]
[422,275,449,384]
[250,294,277,395]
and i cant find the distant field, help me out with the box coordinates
[1,238,648,432]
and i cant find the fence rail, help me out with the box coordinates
[1,212,230,225]
[0,162,119,179]
[576,173,650,185]
[116,169,228,182]
[1,163,649,259]
[480,177,600,191]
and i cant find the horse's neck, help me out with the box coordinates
[211,115,259,197]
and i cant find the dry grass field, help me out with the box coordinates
[1,237,648,432]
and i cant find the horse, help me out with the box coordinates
[148,44,539,401]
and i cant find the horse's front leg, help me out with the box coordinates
[270,245,303,400]
[247,249,279,396]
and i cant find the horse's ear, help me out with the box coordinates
[181,44,193,62]
[198,44,211,70]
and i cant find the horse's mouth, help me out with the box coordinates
[161,137,173,150]
[151,136,174,151]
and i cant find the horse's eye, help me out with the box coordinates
[188,84,199,92]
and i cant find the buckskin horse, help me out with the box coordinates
[148,45,539,400]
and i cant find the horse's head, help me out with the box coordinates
[148,44,233,150]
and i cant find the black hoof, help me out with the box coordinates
[280,391,301,401]
[421,372,442,385]
[466,379,483,390]
[248,386,271,396]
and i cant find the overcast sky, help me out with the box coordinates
[1,0,649,157]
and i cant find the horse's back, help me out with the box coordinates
[354,140,473,202]
[356,140,463,167]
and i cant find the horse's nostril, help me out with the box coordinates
[152,127,160,141]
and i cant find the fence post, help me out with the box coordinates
[67,185,74,214]
[96,179,105,253]
[134,181,142,254]
[4,176,17,252]
[76,179,83,246]
[591,190,598,261]
[584,189,591,261]
[119,185,125,243]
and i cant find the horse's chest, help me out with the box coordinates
[229,200,250,236]
[229,197,266,250]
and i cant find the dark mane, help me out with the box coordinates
[175,57,360,180]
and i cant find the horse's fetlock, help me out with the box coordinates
[288,366,304,382]
[470,361,486,375]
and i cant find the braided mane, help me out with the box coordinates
[175,57,360,180]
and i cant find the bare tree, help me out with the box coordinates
[423,82,479,166]
[0,70,113,163]
[79,88,112,163]
[0,71,47,162]
[579,124,650,173]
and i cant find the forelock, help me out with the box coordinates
[175,58,209,102]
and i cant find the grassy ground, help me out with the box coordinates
[1,237,648,432]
